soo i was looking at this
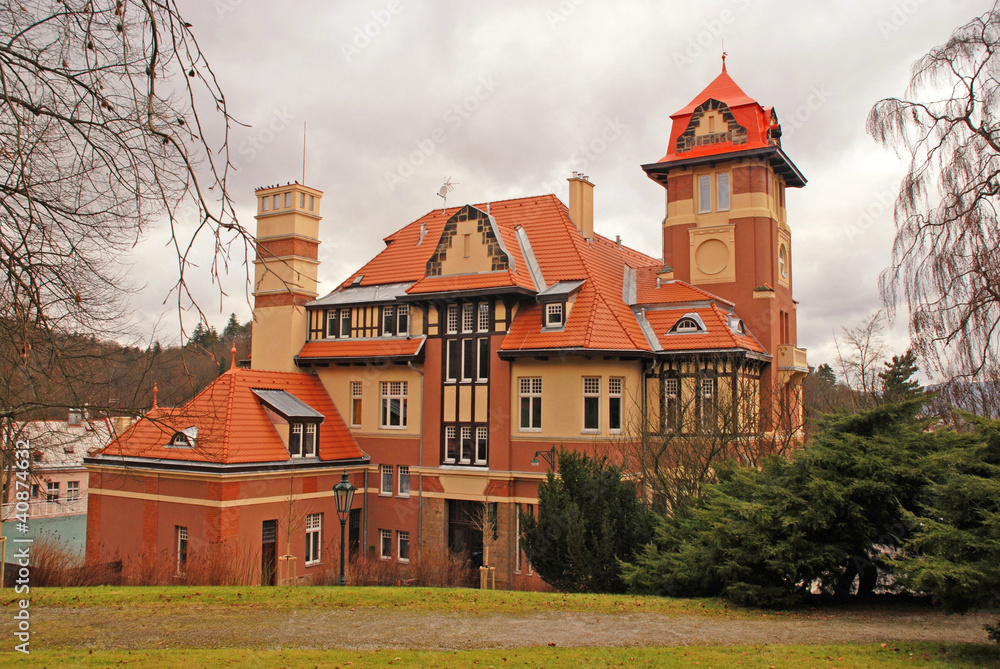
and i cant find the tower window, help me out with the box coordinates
[284,192,291,208]
[261,196,269,212]
[717,172,730,211]
[698,174,711,213]
[779,244,788,279]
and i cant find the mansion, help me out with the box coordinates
[86,63,808,588]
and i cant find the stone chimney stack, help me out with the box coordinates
[250,183,323,372]
[567,173,594,239]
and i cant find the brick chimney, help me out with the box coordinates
[567,173,594,239]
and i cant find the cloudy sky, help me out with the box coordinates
[130,0,987,377]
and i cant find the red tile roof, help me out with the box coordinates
[297,337,425,360]
[656,65,776,164]
[643,305,765,354]
[406,270,535,295]
[95,369,365,465]
[634,269,733,306]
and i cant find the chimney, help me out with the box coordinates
[251,182,323,372]
[568,173,594,239]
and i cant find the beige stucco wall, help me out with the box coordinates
[316,365,423,437]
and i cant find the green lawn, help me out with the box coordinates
[1,584,742,617]
[3,644,998,668]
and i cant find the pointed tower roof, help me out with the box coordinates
[642,62,806,188]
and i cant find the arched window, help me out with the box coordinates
[778,244,788,279]
[669,316,704,334]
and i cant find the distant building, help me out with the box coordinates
[86,63,808,588]
[2,412,112,562]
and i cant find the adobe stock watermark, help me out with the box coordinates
[213,0,244,19]
[672,0,750,72]
[877,0,931,40]
[547,0,586,28]
[541,118,626,194]
[383,76,501,192]
[10,438,33,654]
[845,187,897,242]
[233,106,296,170]
[779,84,833,141]
[341,0,404,62]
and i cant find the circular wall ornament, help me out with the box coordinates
[695,239,729,275]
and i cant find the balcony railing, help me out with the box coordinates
[776,344,809,373]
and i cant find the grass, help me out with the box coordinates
[1,585,743,617]
[2,643,998,668]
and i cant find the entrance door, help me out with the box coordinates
[447,500,484,586]
[261,519,277,586]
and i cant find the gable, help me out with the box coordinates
[675,98,748,154]
[426,205,512,276]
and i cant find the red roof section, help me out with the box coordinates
[95,369,365,464]
[656,64,776,164]
[406,269,535,295]
[634,269,734,306]
[644,305,765,354]
[298,337,425,360]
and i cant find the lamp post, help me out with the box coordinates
[333,470,356,587]
[530,446,557,470]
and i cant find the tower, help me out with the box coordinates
[641,61,809,424]
[250,183,323,372]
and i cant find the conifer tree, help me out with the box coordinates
[520,450,653,593]
[879,349,923,403]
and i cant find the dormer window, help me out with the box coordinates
[669,315,705,334]
[545,303,564,328]
[168,427,197,448]
[288,422,318,458]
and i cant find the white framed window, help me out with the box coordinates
[381,465,393,495]
[478,303,490,332]
[398,466,410,497]
[289,423,303,457]
[701,377,716,431]
[66,481,80,502]
[339,309,351,339]
[779,244,788,279]
[305,513,322,566]
[717,172,730,211]
[326,310,338,338]
[461,338,475,382]
[664,377,680,433]
[475,426,488,464]
[380,381,408,428]
[303,423,317,457]
[176,526,188,574]
[698,174,711,213]
[519,378,542,431]
[583,377,600,431]
[398,531,410,562]
[444,425,458,463]
[397,305,410,336]
[462,303,475,333]
[284,191,292,208]
[46,481,59,502]
[671,317,702,334]
[609,378,623,432]
[445,339,458,383]
[460,426,473,464]
[380,529,392,560]
[477,338,490,382]
[382,306,395,336]
[350,382,362,427]
[544,303,564,328]
[446,304,459,334]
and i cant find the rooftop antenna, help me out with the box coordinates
[437,177,458,212]
[302,122,307,185]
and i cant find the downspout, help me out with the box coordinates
[640,359,648,501]
[363,468,369,556]
[407,361,425,565]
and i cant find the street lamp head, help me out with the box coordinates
[530,456,540,466]
[333,469,355,519]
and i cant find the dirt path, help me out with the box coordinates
[18,606,994,651]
